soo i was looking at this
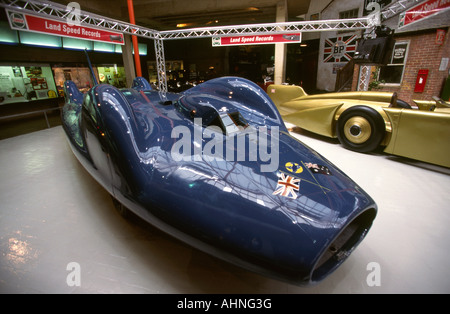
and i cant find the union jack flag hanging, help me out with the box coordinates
[323,34,358,63]
[273,173,300,200]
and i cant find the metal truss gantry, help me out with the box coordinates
[0,0,416,92]
[158,18,377,40]
[381,0,422,21]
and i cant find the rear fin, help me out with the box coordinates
[84,49,98,86]
[266,84,307,106]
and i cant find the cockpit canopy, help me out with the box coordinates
[175,94,249,135]
[182,77,286,131]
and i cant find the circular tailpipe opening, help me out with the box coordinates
[311,208,377,282]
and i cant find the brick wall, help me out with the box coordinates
[353,27,450,104]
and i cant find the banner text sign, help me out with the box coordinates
[399,0,450,28]
[7,10,124,45]
[213,33,301,47]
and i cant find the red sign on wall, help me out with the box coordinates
[212,33,301,47]
[7,10,124,45]
[436,29,446,45]
[399,0,450,28]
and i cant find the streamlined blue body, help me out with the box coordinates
[62,76,377,285]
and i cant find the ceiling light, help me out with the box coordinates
[177,23,193,28]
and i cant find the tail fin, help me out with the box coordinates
[266,84,307,106]
[84,49,98,85]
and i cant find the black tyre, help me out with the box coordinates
[336,106,385,153]
[396,99,412,109]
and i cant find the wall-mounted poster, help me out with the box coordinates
[392,42,408,64]
[25,66,42,77]
[323,34,358,63]
[30,77,48,90]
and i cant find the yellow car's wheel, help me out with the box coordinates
[336,106,385,153]
[343,116,372,145]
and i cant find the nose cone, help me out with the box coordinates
[233,131,377,283]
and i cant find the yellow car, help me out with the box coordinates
[267,84,450,168]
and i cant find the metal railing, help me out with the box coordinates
[0,106,61,128]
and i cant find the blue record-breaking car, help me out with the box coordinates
[62,75,377,286]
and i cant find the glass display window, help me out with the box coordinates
[52,66,96,95]
[96,65,127,88]
[0,64,58,105]
[148,60,184,84]
[52,64,127,95]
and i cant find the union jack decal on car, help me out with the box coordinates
[273,173,300,199]
[323,34,358,63]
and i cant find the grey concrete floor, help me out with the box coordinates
[0,126,449,294]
